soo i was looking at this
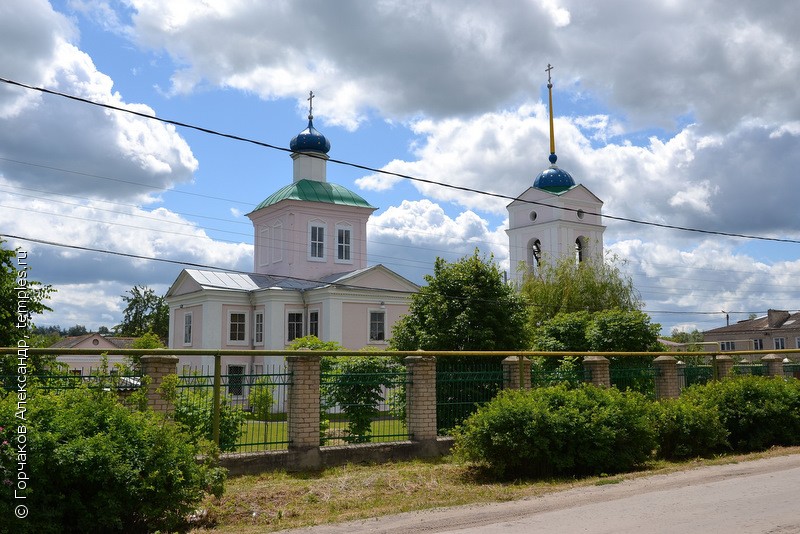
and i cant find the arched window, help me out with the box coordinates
[527,239,542,273]
[575,237,584,264]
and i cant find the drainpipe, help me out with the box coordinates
[300,289,309,337]
[247,290,256,375]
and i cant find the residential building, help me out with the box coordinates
[703,309,800,360]
[51,333,137,375]
[165,99,418,375]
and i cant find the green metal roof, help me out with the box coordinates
[253,179,376,211]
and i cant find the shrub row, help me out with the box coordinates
[453,376,800,478]
[0,385,225,533]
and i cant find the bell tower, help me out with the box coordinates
[506,65,605,285]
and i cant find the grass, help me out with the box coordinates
[234,418,409,452]
[189,445,800,533]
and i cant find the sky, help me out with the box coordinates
[1,0,799,337]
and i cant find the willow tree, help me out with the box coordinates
[520,254,642,330]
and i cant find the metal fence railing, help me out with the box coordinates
[320,368,408,445]
[435,358,504,434]
[176,366,291,453]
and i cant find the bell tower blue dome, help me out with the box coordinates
[533,153,576,193]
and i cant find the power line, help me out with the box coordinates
[2,76,800,245]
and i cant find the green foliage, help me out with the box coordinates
[533,309,660,353]
[454,384,656,478]
[115,285,168,342]
[289,335,344,352]
[681,376,800,452]
[654,397,728,459]
[248,378,276,420]
[520,254,641,329]
[172,383,246,452]
[0,240,55,374]
[391,250,527,351]
[532,311,592,351]
[322,355,404,442]
[0,385,225,533]
[130,331,165,349]
[587,309,661,352]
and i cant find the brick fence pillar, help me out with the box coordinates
[714,355,734,379]
[761,354,784,377]
[583,355,610,388]
[502,356,531,390]
[286,351,321,468]
[404,355,438,455]
[653,355,680,400]
[140,355,179,413]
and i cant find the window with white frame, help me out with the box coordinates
[309,222,326,260]
[309,310,319,338]
[287,312,303,341]
[369,310,386,342]
[227,364,245,396]
[774,337,786,350]
[229,312,246,342]
[183,312,193,345]
[336,224,352,263]
[254,312,264,344]
[796,337,800,349]
[720,341,735,351]
[753,338,764,350]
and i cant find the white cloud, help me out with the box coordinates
[368,199,508,283]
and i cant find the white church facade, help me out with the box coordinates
[165,98,418,372]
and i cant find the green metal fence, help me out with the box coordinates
[435,357,504,433]
[1,370,141,393]
[177,365,291,452]
[610,364,657,398]
[320,367,408,445]
[679,364,714,389]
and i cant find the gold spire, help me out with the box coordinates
[546,63,556,160]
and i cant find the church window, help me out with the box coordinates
[183,313,192,345]
[369,310,386,342]
[529,211,537,222]
[577,209,585,219]
[309,222,326,260]
[575,237,584,263]
[336,225,352,262]
[309,310,319,338]
[227,364,245,396]
[287,312,303,341]
[532,240,541,267]
[254,312,264,344]
[229,312,246,342]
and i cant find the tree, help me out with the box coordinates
[520,254,641,330]
[533,309,660,353]
[66,324,88,337]
[391,250,528,351]
[116,285,169,341]
[0,241,55,376]
[0,240,54,347]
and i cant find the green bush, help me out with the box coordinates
[681,376,800,452]
[173,387,245,452]
[453,384,656,478]
[654,396,728,459]
[0,385,225,533]
[321,355,404,443]
[248,378,276,420]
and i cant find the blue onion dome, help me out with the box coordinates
[533,153,576,193]
[290,115,331,154]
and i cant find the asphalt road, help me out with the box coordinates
[277,454,800,534]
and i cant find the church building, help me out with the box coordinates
[165,95,419,372]
[506,67,605,284]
